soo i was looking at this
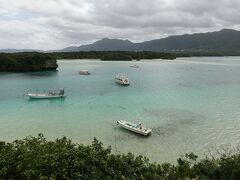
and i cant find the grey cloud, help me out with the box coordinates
[0,0,240,49]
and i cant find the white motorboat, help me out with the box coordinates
[130,65,139,68]
[115,73,130,85]
[25,89,66,99]
[117,120,151,136]
[79,70,91,75]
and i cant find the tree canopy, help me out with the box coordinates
[48,51,177,60]
[100,53,132,61]
[0,134,240,179]
[0,52,57,72]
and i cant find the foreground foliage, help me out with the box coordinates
[0,134,240,179]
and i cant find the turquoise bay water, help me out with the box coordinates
[0,57,240,163]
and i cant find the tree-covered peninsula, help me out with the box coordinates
[48,51,177,60]
[0,51,176,72]
[1,134,240,179]
[0,52,58,72]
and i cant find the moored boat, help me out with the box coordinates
[25,89,66,99]
[130,65,139,68]
[117,120,151,136]
[79,70,91,75]
[115,73,130,85]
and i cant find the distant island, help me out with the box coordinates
[0,52,58,72]
[1,29,240,71]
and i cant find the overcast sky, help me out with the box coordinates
[0,0,240,50]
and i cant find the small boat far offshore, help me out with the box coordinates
[115,73,130,86]
[25,89,66,99]
[130,65,139,68]
[79,70,91,75]
[117,120,151,136]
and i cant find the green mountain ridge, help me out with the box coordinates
[1,29,240,55]
[60,29,240,54]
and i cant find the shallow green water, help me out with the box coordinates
[0,57,240,163]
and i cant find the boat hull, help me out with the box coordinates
[115,80,130,86]
[26,93,66,99]
[117,120,151,136]
[79,72,91,75]
[115,73,130,86]
[130,65,139,68]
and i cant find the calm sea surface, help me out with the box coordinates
[1,57,240,163]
